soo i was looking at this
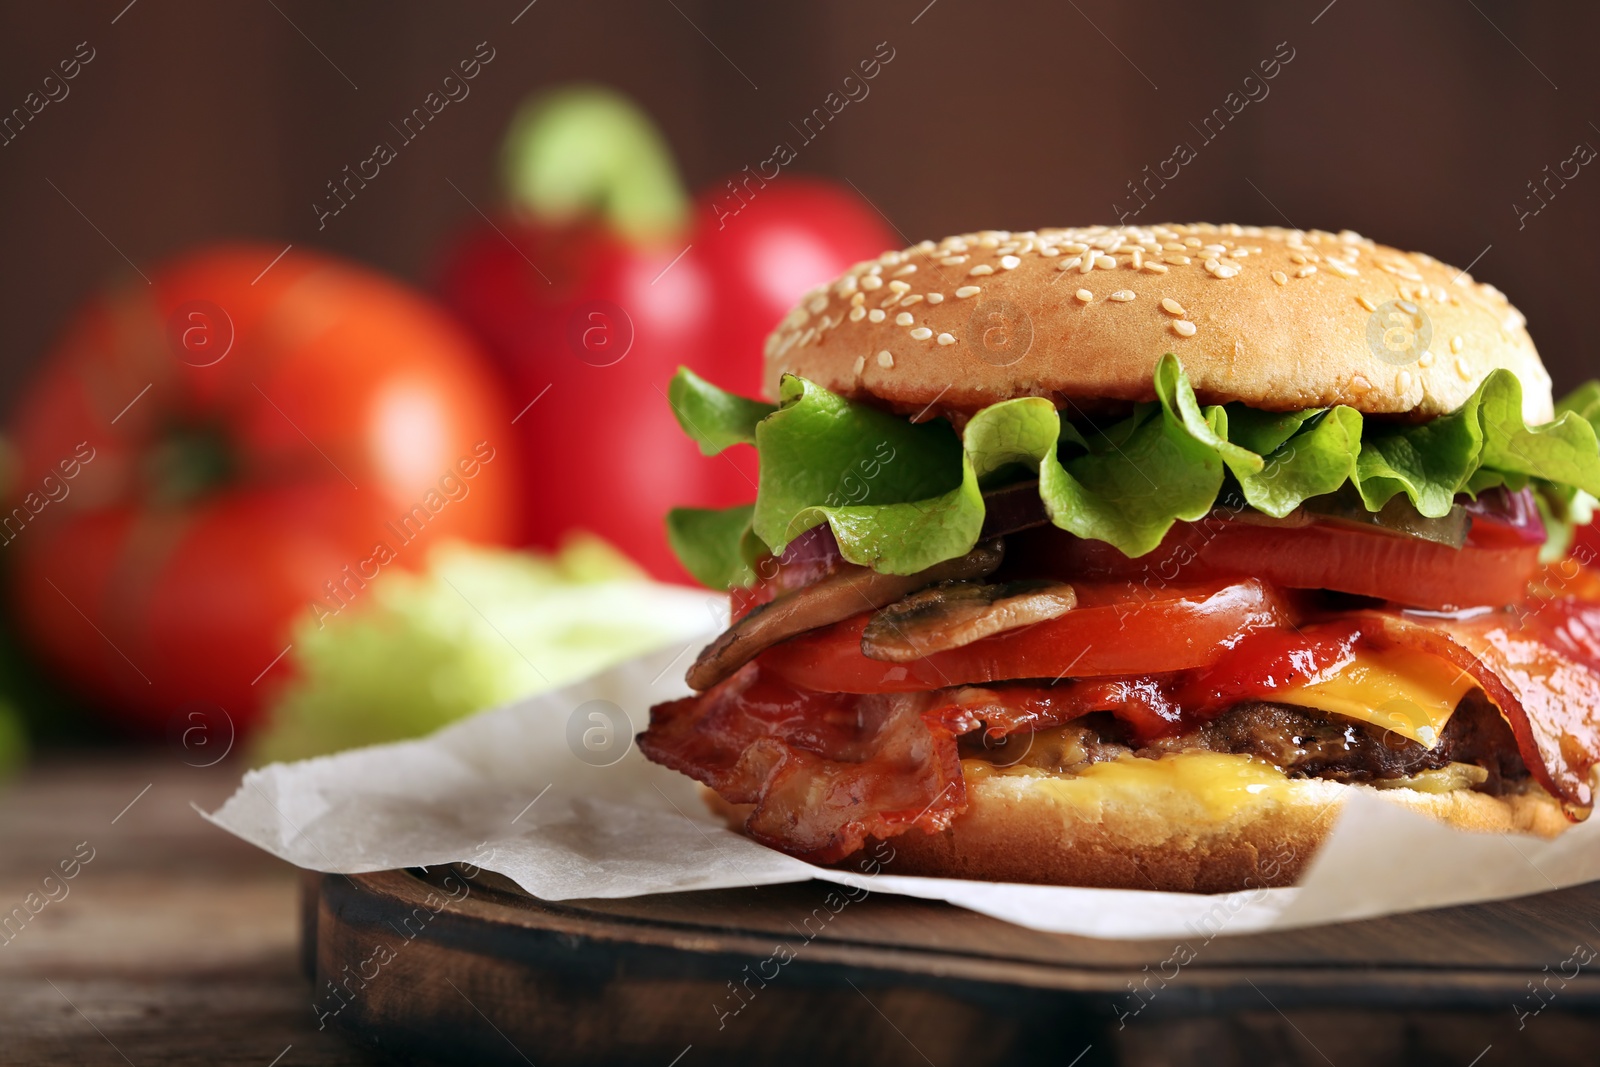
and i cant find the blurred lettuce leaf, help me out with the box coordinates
[250,536,717,764]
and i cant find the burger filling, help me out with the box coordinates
[642,360,1600,864]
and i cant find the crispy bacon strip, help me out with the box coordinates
[1354,601,1600,817]
[641,667,979,862]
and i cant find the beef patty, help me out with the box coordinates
[962,692,1530,795]
[1145,692,1529,793]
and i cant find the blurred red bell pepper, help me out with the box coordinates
[693,175,897,400]
[436,86,893,581]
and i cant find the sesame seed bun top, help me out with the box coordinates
[763,223,1553,423]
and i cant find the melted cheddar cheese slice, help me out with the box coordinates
[1273,646,1479,749]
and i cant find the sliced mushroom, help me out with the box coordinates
[860,579,1078,663]
[685,542,1005,692]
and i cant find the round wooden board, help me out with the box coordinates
[307,867,1600,1065]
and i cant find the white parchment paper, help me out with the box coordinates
[205,624,1600,941]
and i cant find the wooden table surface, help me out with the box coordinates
[7,752,1600,1067]
[0,752,379,1067]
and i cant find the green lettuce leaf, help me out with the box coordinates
[668,367,775,455]
[1558,380,1600,429]
[1351,399,1485,517]
[1478,371,1600,496]
[1352,369,1600,517]
[1223,405,1324,456]
[1038,356,1240,555]
[751,375,967,570]
[662,362,1600,588]
[666,504,757,589]
[1239,406,1366,518]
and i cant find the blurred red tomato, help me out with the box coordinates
[6,245,520,735]
[694,176,895,399]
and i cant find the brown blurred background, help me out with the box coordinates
[0,0,1594,400]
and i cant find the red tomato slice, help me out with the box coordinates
[759,578,1292,694]
[1020,518,1539,611]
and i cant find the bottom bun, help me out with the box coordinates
[699,751,1573,894]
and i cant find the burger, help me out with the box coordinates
[639,223,1600,894]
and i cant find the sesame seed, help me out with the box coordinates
[1271,271,1288,286]
[926,293,945,304]
[1289,252,1308,265]
[1075,289,1093,302]
[860,275,883,291]
[853,355,866,375]
[1095,255,1116,270]
[1296,265,1317,278]
[1161,298,1185,315]
[937,332,956,346]
[1041,247,1061,257]
[999,255,1021,270]
[850,292,866,307]
[969,264,995,276]
[1110,290,1136,302]
[1350,373,1373,395]
[1204,257,1220,272]
[1455,355,1473,380]
[941,256,968,266]
[1357,295,1377,312]
[868,309,886,323]
[1213,265,1240,279]
[893,264,918,276]
[888,279,911,295]
[1324,259,1357,278]
[1450,335,1463,354]
[1418,349,1435,368]
[807,295,829,314]
[1058,257,1082,272]
[1172,320,1197,337]
[899,295,923,307]
[849,306,866,322]
[1164,255,1190,266]
[895,312,915,326]
[877,350,894,368]
[1397,369,1414,392]
[955,286,981,298]
[910,327,933,340]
